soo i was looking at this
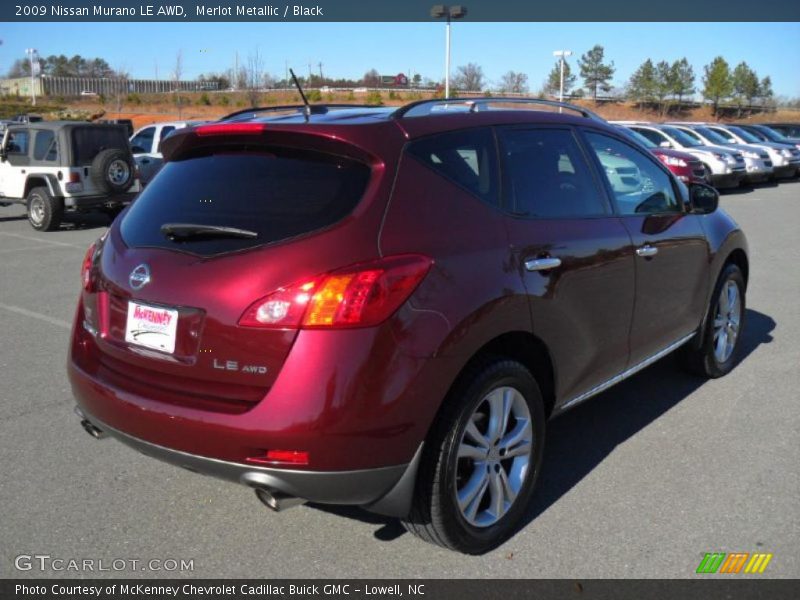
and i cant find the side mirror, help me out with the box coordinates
[689,183,719,214]
[659,141,671,148]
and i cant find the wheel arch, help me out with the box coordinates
[437,331,557,424]
[725,247,749,289]
[24,174,60,199]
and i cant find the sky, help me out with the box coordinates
[1,21,799,97]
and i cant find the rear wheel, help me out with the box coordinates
[402,358,545,554]
[27,187,63,231]
[682,263,746,378]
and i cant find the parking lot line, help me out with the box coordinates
[0,245,71,254]
[0,231,86,249]
[0,303,72,329]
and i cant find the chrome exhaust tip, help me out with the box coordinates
[254,487,306,512]
[75,407,108,439]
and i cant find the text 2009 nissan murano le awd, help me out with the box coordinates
[69,99,749,554]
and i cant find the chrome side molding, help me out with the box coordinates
[558,332,696,413]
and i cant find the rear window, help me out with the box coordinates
[71,126,130,165]
[120,148,371,256]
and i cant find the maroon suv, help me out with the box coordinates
[70,99,749,554]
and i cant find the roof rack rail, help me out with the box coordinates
[392,97,605,121]
[219,104,381,121]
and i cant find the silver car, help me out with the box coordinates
[615,122,746,189]
[668,123,773,184]
[704,124,800,179]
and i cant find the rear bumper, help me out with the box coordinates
[75,405,419,515]
[65,192,138,210]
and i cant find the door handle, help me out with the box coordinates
[636,244,658,258]
[525,257,562,272]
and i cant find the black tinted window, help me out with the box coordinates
[407,128,498,205]
[585,132,681,215]
[71,127,129,165]
[499,128,607,218]
[33,130,57,161]
[121,149,371,256]
[158,126,176,152]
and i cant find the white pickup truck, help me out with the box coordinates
[130,121,206,184]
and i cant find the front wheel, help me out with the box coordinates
[682,263,746,378]
[402,359,546,554]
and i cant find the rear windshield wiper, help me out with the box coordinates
[160,223,258,241]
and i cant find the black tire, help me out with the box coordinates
[402,358,546,554]
[90,148,135,194]
[103,205,125,222]
[27,186,63,232]
[681,263,746,378]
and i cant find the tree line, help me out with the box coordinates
[3,48,782,115]
[7,54,120,79]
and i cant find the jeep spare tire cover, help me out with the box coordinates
[91,148,135,194]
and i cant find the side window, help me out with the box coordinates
[130,127,155,153]
[6,130,30,155]
[498,128,609,218]
[157,126,176,152]
[33,130,58,161]
[585,132,681,216]
[678,128,703,144]
[407,128,498,205]
[709,127,736,144]
[633,128,667,146]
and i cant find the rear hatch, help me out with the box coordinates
[79,124,394,413]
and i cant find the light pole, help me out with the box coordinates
[25,48,38,106]
[553,49,572,109]
[431,5,467,99]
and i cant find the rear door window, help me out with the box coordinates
[498,128,609,218]
[120,148,371,256]
[33,130,58,161]
[407,128,498,206]
[157,126,176,152]
[71,127,129,165]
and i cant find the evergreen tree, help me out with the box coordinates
[578,45,615,100]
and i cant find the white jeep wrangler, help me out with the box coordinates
[0,121,140,231]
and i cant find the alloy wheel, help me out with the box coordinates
[455,386,533,528]
[713,279,741,363]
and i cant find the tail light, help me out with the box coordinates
[65,170,83,193]
[239,254,433,330]
[81,241,98,291]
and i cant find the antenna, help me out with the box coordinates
[289,68,311,122]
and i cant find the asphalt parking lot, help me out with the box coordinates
[1,181,798,579]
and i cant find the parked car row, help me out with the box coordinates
[612,121,800,189]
